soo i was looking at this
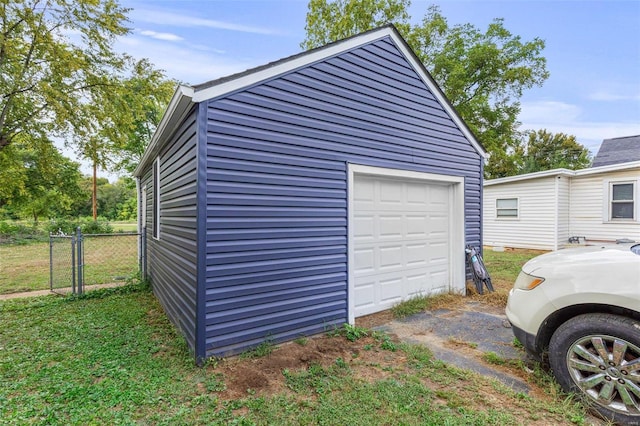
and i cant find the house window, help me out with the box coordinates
[496,198,518,218]
[141,185,147,229]
[153,157,160,239]
[610,182,634,220]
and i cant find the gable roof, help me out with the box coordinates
[134,25,486,177]
[484,160,640,187]
[592,135,640,167]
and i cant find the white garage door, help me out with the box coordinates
[351,173,452,318]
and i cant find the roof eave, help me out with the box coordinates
[134,85,195,177]
[484,168,574,186]
[484,160,640,186]
[576,160,640,176]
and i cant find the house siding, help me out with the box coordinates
[484,177,558,250]
[557,176,571,248]
[143,106,200,353]
[203,37,482,356]
[569,170,640,242]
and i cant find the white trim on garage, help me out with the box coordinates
[347,164,466,323]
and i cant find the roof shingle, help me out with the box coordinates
[592,135,640,167]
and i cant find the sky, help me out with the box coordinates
[96,0,640,178]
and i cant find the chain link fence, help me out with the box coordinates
[81,233,140,286]
[48,229,141,295]
[49,234,77,295]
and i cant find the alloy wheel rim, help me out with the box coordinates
[566,334,640,416]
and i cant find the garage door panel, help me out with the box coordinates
[406,243,429,266]
[354,178,375,203]
[407,273,428,294]
[352,174,452,318]
[406,182,428,205]
[379,215,403,239]
[379,277,403,304]
[380,181,403,206]
[353,215,375,241]
[378,245,403,270]
[406,215,429,237]
[353,247,375,274]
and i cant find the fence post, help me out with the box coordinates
[71,233,76,295]
[76,227,83,295]
[49,232,53,292]
[141,226,147,280]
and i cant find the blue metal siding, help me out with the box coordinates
[144,106,199,354]
[204,36,482,357]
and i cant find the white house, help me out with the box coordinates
[483,161,640,251]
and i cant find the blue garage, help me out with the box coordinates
[134,25,486,363]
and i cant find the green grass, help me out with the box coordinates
[482,248,545,285]
[0,286,591,425]
[0,234,138,294]
[110,221,139,232]
[391,294,432,318]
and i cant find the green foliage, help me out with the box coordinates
[302,0,411,50]
[108,59,178,174]
[0,220,43,244]
[512,129,592,175]
[302,2,549,179]
[0,290,593,424]
[241,339,276,359]
[391,294,432,318]
[46,217,113,235]
[326,323,369,341]
[293,337,308,346]
[0,139,86,222]
[482,351,507,366]
[0,1,173,220]
[0,0,130,152]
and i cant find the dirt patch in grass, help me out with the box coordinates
[208,332,587,425]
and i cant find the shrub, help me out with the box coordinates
[0,221,44,244]
[46,217,113,235]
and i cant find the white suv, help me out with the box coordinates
[506,243,640,424]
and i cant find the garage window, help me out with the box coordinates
[153,156,161,240]
[610,182,635,220]
[496,198,518,218]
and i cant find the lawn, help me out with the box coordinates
[0,256,592,425]
[0,234,139,294]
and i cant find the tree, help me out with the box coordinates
[0,138,85,222]
[0,0,130,152]
[108,59,177,174]
[302,1,549,178]
[71,57,175,218]
[515,129,591,174]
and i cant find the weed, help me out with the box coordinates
[344,324,368,341]
[512,337,524,349]
[391,294,431,318]
[241,339,275,359]
[293,337,308,346]
[205,373,227,392]
[482,351,506,365]
[380,336,397,352]
[334,357,348,369]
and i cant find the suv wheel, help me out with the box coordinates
[549,313,640,424]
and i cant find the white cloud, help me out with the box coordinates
[131,9,281,35]
[519,101,640,154]
[138,30,183,42]
[117,36,257,84]
[588,90,640,102]
[519,101,582,124]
